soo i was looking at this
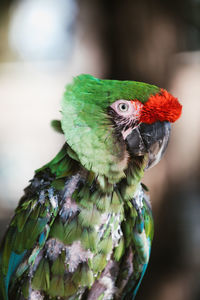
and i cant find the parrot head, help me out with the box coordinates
[61,74,182,182]
[108,88,181,169]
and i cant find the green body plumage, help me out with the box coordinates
[0,74,173,300]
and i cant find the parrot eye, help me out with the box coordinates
[110,99,138,117]
[118,103,129,112]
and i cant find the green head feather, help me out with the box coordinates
[61,74,159,182]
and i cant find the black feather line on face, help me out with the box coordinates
[107,107,146,164]
[107,107,139,135]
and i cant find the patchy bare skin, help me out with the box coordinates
[65,241,93,273]
[87,260,119,300]
[29,290,44,300]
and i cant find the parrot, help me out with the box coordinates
[0,74,182,300]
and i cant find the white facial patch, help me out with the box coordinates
[110,99,143,141]
[110,99,143,119]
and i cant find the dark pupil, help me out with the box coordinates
[121,104,126,110]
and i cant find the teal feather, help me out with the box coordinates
[39,232,46,246]
[5,251,27,293]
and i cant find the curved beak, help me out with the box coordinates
[125,121,171,169]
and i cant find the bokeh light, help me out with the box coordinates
[9,0,77,60]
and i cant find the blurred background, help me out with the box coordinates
[0,0,200,299]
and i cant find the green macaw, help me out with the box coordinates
[0,74,182,300]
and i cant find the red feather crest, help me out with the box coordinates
[139,89,182,124]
